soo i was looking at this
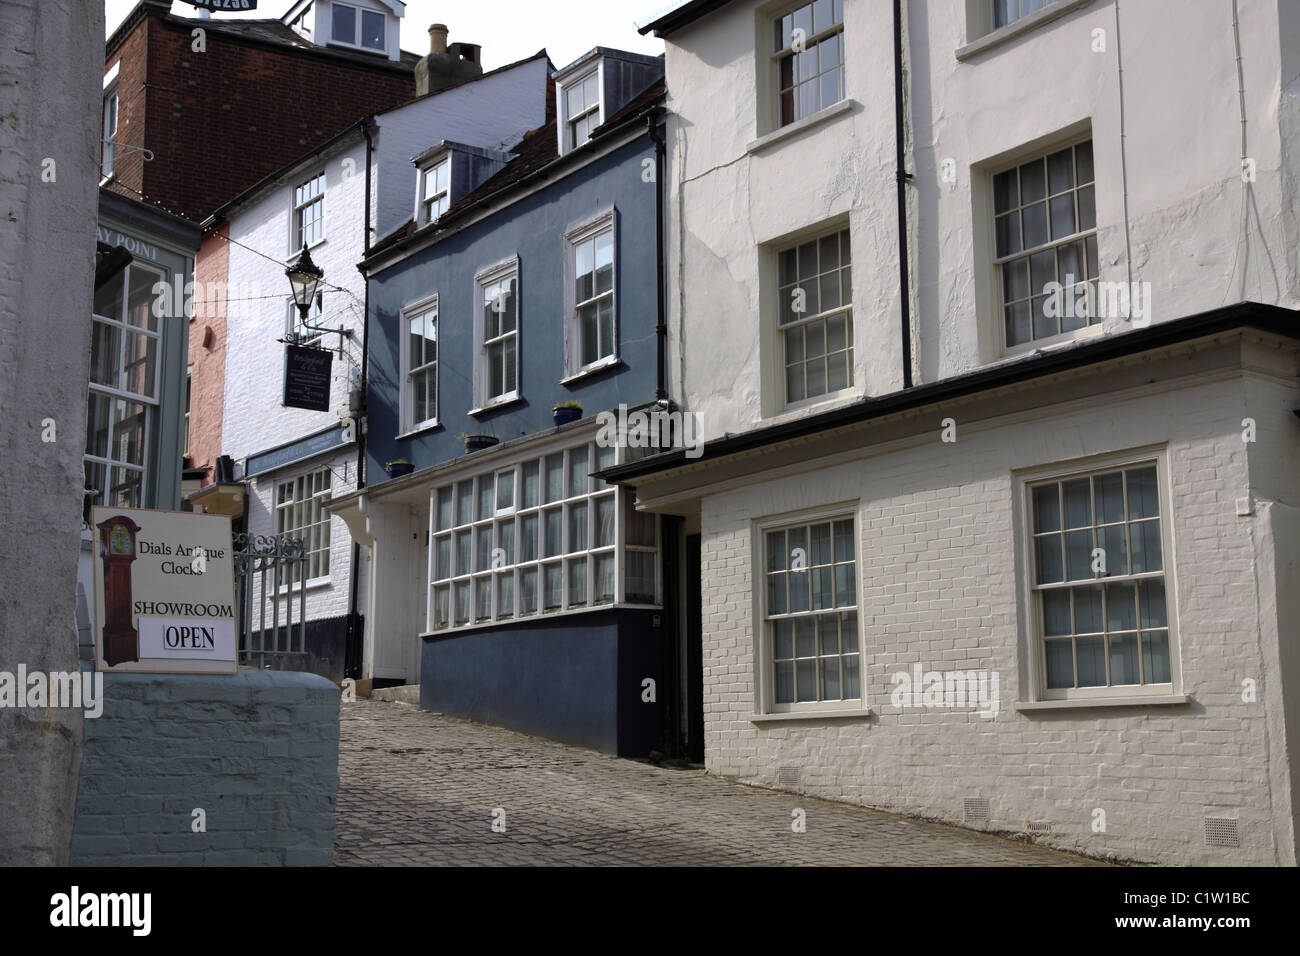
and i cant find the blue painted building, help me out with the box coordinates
[333,52,699,758]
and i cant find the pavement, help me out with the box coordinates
[334,699,1103,866]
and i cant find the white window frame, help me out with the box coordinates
[557,65,603,155]
[755,503,863,715]
[1017,447,1181,703]
[563,207,618,378]
[286,291,324,347]
[183,364,192,457]
[418,156,451,226]
[427,438,660,634]
[275,468,333,586]
[767,0,846,133]
[775,224,854,411]
[291,171,326,252]
[472,256,521,411]
[992,137,1098,354]
[399,293,439,434]
[101,87,119,181]
[85,260,166,518]
[992,0,1063,30]
[329,1,386,53]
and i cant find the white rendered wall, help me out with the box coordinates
[661,0,1300,440]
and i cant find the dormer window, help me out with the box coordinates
[332,2,385,52]
[420,158,451,225]
[562,71,602,152]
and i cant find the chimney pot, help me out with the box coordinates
[429,24,449,55]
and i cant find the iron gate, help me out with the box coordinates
[233,531,309,669]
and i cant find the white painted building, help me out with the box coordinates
[612,0,1300,864]
[209,39,550,682]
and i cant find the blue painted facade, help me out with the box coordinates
[358,69,672,758]
[420,609,662,756]
[366,132,661,476]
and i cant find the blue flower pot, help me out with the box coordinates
[386,462,414,479]
[553,406,582,427]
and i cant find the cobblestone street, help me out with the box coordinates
[335,700,1101,866]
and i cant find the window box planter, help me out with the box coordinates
[462,434,499,454]
[553,402,583,427]
[385,459,414,479]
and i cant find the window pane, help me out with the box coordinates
[568,501,588,553]
[594,554,615,604]
[1035,534,1063,584]
[519,513,538,562]
[768,573,788,615]
[544,508,563,557]
[496,572,514,619]
[1076,636,1106,687]
[594,496,616,548]
[522,460,540,508]
[128,267,160,331]
[1022,202,1048,249]
[774,619,794,659]
[833,519,853,562]
[776,661,795,704]
[455,530,471,575]
[544,563,563,610]
[625,551,656,603]
[1108,634,1139,685]
[437,487,453,530]
[1045,639,1073,688]
[1063,478,1091,528]
[496,469,514,511]
[1106,581,1137,632]
[840,610,858,652]
[1032,484,1061,532]
[435,536,451,581]
[545,454,564,502]
[477,475,493,520]
[811,567,833,610]
[456,481,473,525]
[568,445,589,496]
[1138,579,1167,629]
[520,568,538,615]
[360,9,385,50]
[332,3,355,43]
[476,525,493,572]
[1130,520,1162,573]
[834,564,854,608]
[1099,523,1128,576]
[1043,589,1070,636]
[568,557,587,607]
[1065,529,1092,580]
[1126,467,1160,519]
[1074,584,1103,633]
[796,660,817,702]
[1142,631,1171,683]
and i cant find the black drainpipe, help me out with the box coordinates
[647,107,668,402]
[893,0,914,389]
[346,116,375,680]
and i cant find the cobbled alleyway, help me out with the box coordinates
[334,699,1103,866]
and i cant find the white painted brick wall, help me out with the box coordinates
[697,370,1295,865]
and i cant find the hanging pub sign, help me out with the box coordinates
[189,0,259,10]
[283,343,333,412]
[91,507,238,675]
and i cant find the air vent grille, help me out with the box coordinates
[777,767,801,789]
[1205,817,1239,848]
[963,797,989,822]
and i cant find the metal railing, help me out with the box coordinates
[234,532,309,670]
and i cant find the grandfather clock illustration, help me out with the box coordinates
[97,514,141,666]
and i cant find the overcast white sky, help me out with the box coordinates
[105,1,669,71]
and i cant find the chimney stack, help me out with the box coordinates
[429,24,448,55]
[414,23,484,97]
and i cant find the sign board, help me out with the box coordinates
[245,423,352,478]
[190,0,259,10]
[283,344,333,412]
[91,507,238,675]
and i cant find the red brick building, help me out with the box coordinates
[102,0,419,486]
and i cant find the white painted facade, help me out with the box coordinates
[218,54,549,680]
[637,0,1300,863]
[660,0,1300,437]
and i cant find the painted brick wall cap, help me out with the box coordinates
[87,668,339,693]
